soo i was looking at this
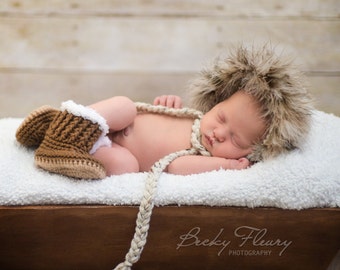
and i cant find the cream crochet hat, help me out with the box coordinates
[187,44,314,162]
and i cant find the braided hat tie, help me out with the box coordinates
[114,103,210,269]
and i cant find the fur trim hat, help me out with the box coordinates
[187,44,314,162]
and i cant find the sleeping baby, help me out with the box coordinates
[15,44,313,179]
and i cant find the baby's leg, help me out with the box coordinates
[90,96,139,175]
[89,96,137,131]
[93,142,139,175]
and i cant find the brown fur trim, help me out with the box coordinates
[187,44,314,161]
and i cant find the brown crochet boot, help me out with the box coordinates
[16,105,58,148]
[34,100,111,180]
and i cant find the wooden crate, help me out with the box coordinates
[0,205,339,270]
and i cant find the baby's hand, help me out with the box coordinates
[153,95,183,109]
[225,157,250,170]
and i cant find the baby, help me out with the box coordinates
[15,91,263,178]
[15,44,313,179]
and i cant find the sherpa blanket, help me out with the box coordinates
[0,110,339,210]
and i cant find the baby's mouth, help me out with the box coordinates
[204,134,214,147]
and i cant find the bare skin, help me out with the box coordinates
[90,92,266,176]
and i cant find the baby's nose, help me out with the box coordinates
[214,127,227,142]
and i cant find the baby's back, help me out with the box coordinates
[112,113,194,171]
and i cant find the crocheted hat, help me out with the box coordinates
[187,44,314,162]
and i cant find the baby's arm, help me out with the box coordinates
[153,95,183,108]
[167,155,249,175]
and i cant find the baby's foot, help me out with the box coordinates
[16,105,58,148]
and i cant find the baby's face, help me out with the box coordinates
[200,91,266,159]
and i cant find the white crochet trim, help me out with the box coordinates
[61,100,111,154]
[114,102,210,270]
[89,136,112,155]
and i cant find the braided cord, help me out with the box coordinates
[114,148,197,270]
[114,103,209,270]
[135,102,203,119]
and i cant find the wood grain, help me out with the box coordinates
[0,18,339,72]
[0,0,338,17]
[0,0,339,117]
[0,206,339,270]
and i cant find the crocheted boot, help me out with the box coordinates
[16,105,58,148]
[34,100,111,179]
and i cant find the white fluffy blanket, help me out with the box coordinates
[0,110,339,209]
